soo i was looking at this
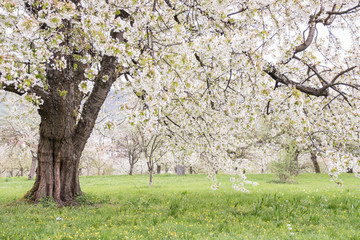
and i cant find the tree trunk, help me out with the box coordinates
[156,164,161,174]
[24,129,83,204]
[129,164,134,175]
[129,153,135,175]
[28,152,37,180]
[290,149,300,176]
[149,169,153,187]
[21,55,118,205]
[310,151,321,173]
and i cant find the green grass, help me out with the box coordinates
[1,173,360,239]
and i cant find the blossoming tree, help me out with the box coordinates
[1,0,360,204]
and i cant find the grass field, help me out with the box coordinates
[1,173,360,239]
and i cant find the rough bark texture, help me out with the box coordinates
[2,2,124,205]
[21,55,118,205]
[310,151,321,173]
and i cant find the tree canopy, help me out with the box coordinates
[1,0,360,203]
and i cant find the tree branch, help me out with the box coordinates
[294,25,316,53]
[1,82,24,96]
[331,66,357,84]
[264,65,329,97]
[1,81,48,100]
[326,4,360,15]
[73,55,120,154]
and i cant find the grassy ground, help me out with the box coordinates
[1,173,360,239]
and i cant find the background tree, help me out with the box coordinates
[137,126,166,186]
[0,93,39,178]
[119,133,142,176]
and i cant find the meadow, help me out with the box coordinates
[0,173,360,239]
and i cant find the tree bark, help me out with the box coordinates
[156,164,161,174]
[21,55,118,205]
[310,151,321,173]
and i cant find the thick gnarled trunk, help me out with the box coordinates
[22,55,118,205]
[30,136,82,204]
[24,120,82,204]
